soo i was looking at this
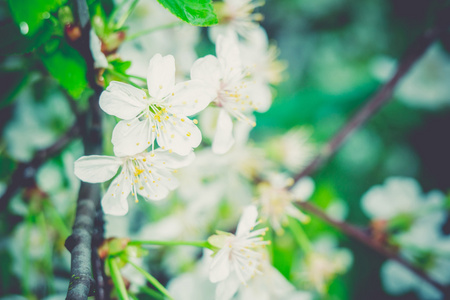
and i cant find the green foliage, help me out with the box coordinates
[0,19,56,55]
[40,40,89,99]
[156,0,218,26]
[7,0,66,36]
[0,70,28,108]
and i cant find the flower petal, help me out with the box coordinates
[236,205,258,236]
[99,81,147,120]
[164,80,216,116]
[156,117,201,156]
[216,34,241,74]
[190,55,222,90]
[112,118,153,157]
[245,82,272,113]
[137,168,178,201]
[148,149,195,169]
[74,155,122,183]
[215,274,240,300]
[101,174,131,216]
[147,54,175,100]
[209,248,231,283]
[212,110,235,154]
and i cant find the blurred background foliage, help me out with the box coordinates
[0,0,450,299]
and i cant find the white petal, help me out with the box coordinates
[291,177,315,201]
[101,175,131,216]
[149,149,195,169]
[112,118,153,157]
[212,110,235,154]
[74,155,122,183]
[190,55,222,90]
[236,205,258,236]
[245,82,272,113]
[164,80,216,116]
[216,34,241,73]
[215,274,240,300]
[137,173,171,201]
[147,54,175,100]
[156,117,201,156]
[99,81,147,120]
[90,29,108,69]
[209,248,231,283]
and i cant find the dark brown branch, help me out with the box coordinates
[0,122,80,211]
[293,26,443,184]
[65,0,106,299]
[295,201,447,294]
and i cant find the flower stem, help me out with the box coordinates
[127,74,147,82]
[139,286,165,299]
[107,257,129,300]
[129,240,213,249]
[288,217,313,254]
[124,258,174,300]
[106,68,143,89]
[125,22,183,41]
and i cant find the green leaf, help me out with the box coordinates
[40,40,89,99]
[0,70,28,108]
[156,0,218,26]
[0,19,55,55]
[7,0,66,36]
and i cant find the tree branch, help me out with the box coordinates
[295,201,447,293]
[0,122,80,211]
[293,26,443,184]
[65,0,106,299]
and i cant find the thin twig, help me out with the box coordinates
[292,26,443,184]
[0,122,80,211]
[295,201,447,293]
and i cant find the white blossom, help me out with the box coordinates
[208,205,270,300]
[237,259,312,300]
[74,148,194,215]
[210,0,264,41]
[239,26,287,86]
[99,53,215,156]
[191,34,271,154]
[361,177,446,222]
[299,235,353,293]
[258,173,314,234]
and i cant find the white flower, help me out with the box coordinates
[265,127,316,174]
[191,34,271,154]
[258,173,314,234]
[239,26,287,86]
[299,235,353,293]
[74,148,194,215]
[99,53,215,156]
[361,177,446,222]
[207,205,270,300]
[371,43,450,109]
[210,0,264,41]
[237,259,312,300]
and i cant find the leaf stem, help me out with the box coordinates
[107,257,130,300]
[129,240,213,249]
[124,258,174,300]
[125,22,183,41]
[287,216,313,254]
[106,68,143,89]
